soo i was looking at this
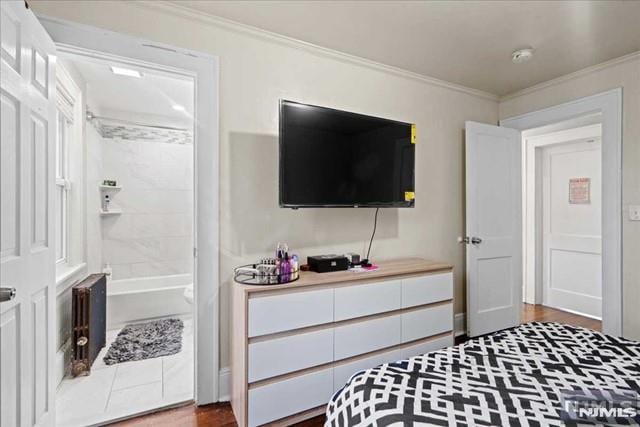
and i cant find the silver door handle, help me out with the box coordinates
[0,287,16,302]
[471,237,482,245]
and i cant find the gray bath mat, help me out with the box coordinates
[103,318,183,365]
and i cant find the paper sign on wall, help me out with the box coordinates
[569,177,590,204]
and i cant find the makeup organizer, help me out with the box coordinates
[233,243,299,285]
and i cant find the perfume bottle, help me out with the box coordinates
[283,252,291,282]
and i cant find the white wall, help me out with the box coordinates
[500,55,640,340]
[30,1,499,368]
[86,123,103,274]
[100,137,193,280]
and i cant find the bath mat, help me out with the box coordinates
[103,318,183,365]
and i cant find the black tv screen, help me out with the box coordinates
[279,100,415,208]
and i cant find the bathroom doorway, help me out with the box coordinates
[53,52,198,426]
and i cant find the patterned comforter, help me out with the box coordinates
[326,322,640,426]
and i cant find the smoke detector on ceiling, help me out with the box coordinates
[511,48,535,64]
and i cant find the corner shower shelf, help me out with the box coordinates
[100,209,122,217]
[99,185,122,191]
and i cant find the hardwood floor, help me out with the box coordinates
[109,402,238,427]
[111,304,600,427]
[521,303,601,331]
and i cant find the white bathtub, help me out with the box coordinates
[107,274,192,329]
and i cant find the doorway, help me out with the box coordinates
[523,122,602,320]
[501,89,622,335]
[38,15,221,410]
[53,53,196,426]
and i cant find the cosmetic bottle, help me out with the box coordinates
[291,254,299,280]
[284,252,291,282]
[102,194,110,212]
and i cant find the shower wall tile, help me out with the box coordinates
[102,215,134,240]
[101,138,193,280]
[132,214,191,238]
[114,190,192,214]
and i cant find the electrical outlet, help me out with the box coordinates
[630,205,640,221]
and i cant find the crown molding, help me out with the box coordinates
[500,51,640,102]
[134,1,500,102]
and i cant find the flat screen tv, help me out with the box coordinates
[279,100,415,208]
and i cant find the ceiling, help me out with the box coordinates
[172,0,640,96]
[66,56,194,128]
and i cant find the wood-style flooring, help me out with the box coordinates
[111,304,601,427]
[521,303,601,331]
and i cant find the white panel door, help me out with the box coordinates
[465,122,522,337]
[542,140,602,318]
[1,2,57,426]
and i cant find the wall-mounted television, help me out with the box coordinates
[279,100,415,208]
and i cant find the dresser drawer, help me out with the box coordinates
[333,346,404,390]
[248,328,333,382]
[334,315,401,360]
[333,335,453,390]
[401,272,453,308]
[248,288,334,337]
[334,279,401,321]
[401,303,453,343]
[248,368,333,427]
[400,335,453,360]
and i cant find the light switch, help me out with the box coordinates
[630,205,640,221]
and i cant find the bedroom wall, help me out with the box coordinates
[499,54,640,340]
[30,1,500,368]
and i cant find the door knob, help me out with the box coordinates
[0,287,16,302]
[471,237,483,245]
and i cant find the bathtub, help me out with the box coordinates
[107,273,192,329]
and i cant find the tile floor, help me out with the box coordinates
[56,317,194,427]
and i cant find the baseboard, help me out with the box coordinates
[454,313,466,337]
[218,367,231,402]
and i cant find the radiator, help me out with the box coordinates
[71,274,107,377]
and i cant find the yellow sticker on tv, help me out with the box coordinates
[411,124,416,144]
[404,191,415,201]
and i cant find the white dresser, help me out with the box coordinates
[231,258,454,426]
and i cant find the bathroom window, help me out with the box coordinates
[53,64,87,290]
[55,108,71,264]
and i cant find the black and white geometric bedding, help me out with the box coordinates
[326,322,640,426]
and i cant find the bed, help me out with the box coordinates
[326,322,640,426]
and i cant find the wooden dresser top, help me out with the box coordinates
[235,257,453,294]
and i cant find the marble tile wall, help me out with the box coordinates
[101,137,193,280]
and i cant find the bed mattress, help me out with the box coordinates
[326,322,640,426]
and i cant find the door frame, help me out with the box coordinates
[36,16,221,404]
[500,89,622,336]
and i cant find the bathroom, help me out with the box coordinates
[54,51,196,426]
